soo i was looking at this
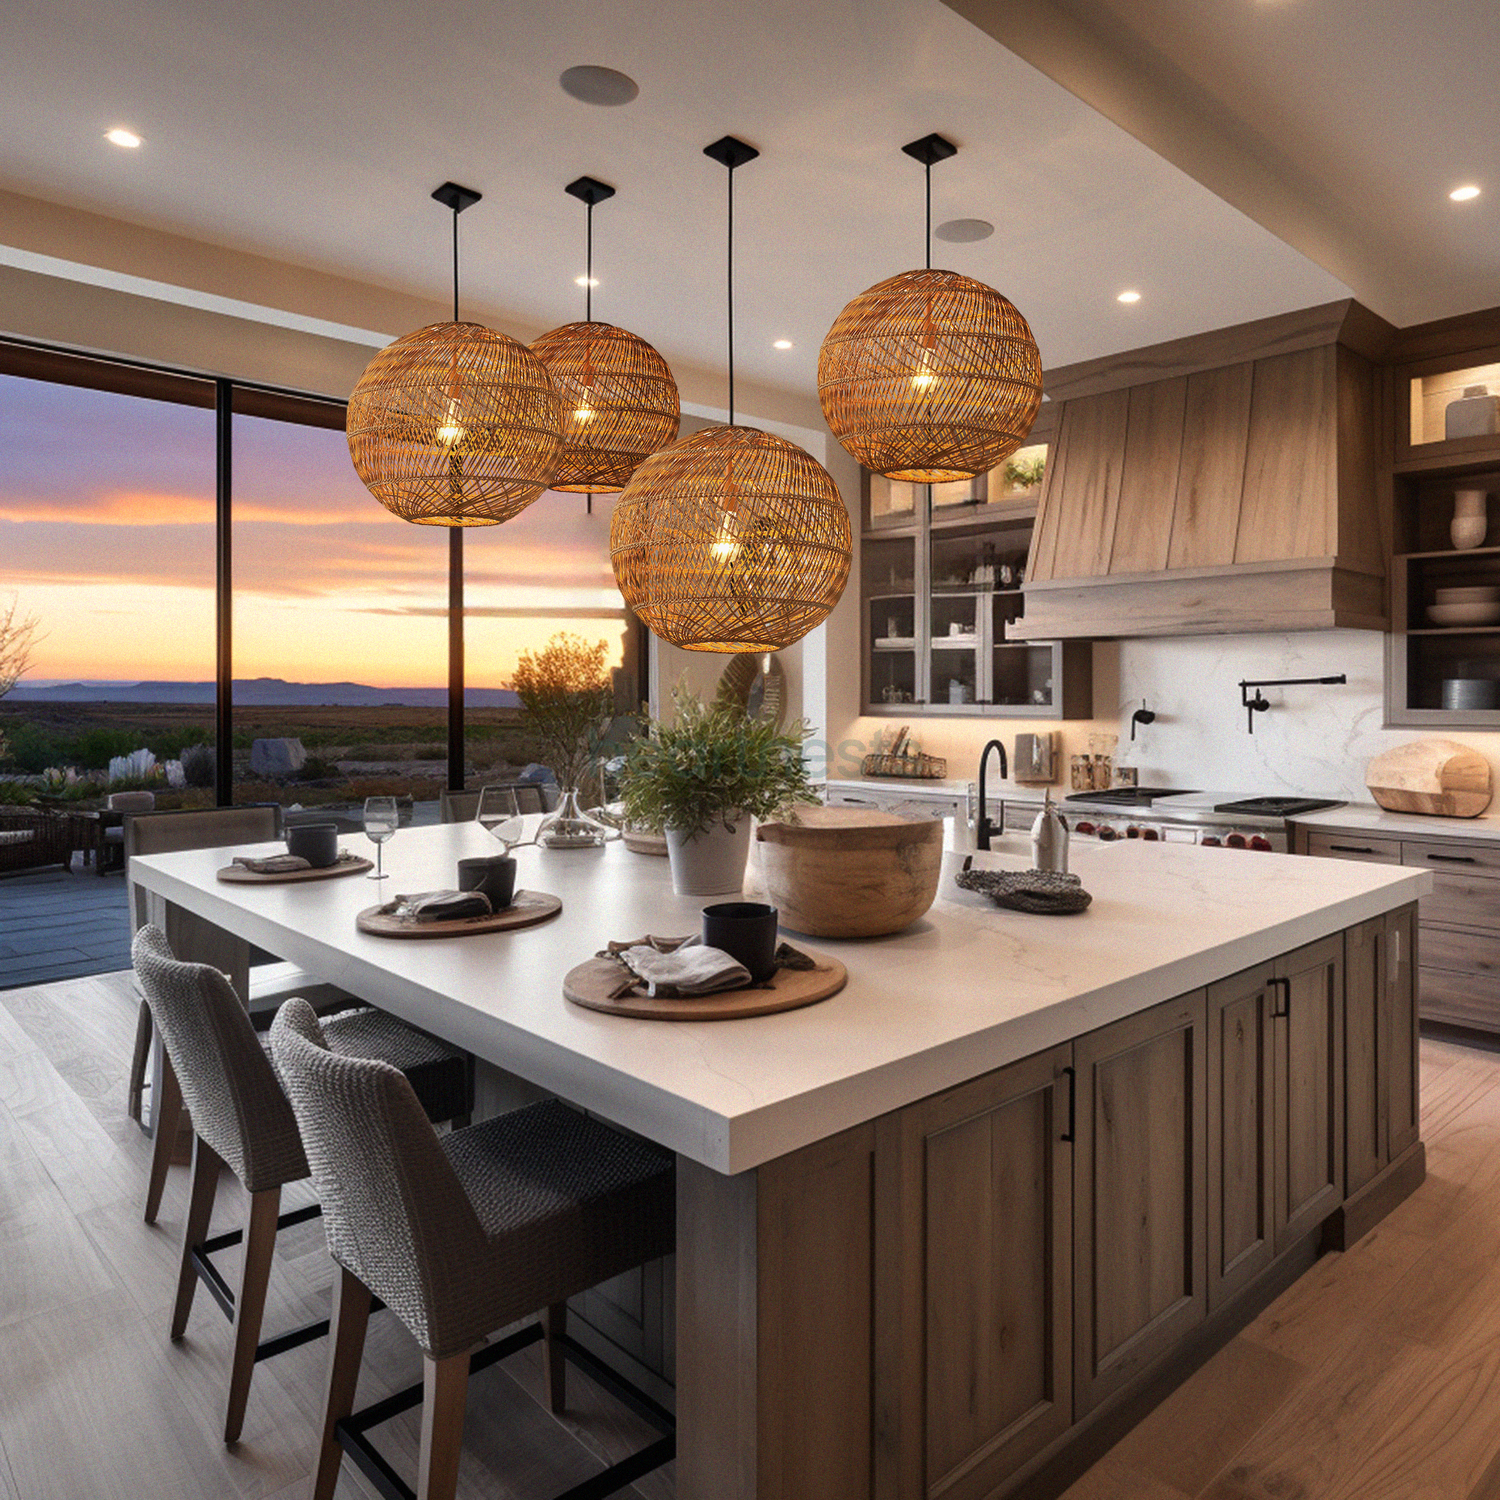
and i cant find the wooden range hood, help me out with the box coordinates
[1014,300,1395,640]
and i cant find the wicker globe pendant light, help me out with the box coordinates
[531,177,680,504]
[611,137,851,652]
[818,134,1043,483]
[346,182,562,526]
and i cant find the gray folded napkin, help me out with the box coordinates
[397,889,493,923]
[597,935,818,999]
[234,853,310,874]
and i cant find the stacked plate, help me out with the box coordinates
[1429,585,1500,627]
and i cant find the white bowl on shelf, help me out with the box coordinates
[1427,600,1500,626]
[1434,585,1500,603]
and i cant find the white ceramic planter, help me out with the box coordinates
[665,815,752,896]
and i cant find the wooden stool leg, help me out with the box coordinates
[143,1051,182,1224]
[224,1187,279,1445]
[171,1135,222,1340]
[127,1000,151,1123]
[313,1266,372,1500]
[417,1351,469,1500]
[541,1302,567,1414]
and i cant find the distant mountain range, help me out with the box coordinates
[9,678,520,709]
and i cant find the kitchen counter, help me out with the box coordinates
[824,774,1050,804]
[1293,799,1500,843]
[128,822,1428,1175]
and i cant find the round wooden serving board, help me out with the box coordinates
[357,888,562,939]
[563,947,847,1021]
[218,856,373,884]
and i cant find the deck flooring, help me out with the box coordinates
[0,863,130,990]
[4,967,1500,1498]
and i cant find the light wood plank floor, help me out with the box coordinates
[7,969,1500,1500]
[0,969,671,1500]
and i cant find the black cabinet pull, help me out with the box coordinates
[1061,1065,1076,1143]
[1270,976,1291,1018]
[1426,852,1478,864]
[1328,843,1376,854]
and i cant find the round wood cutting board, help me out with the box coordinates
[357,888,562,938]
[563,947,847,1021]
[218,856,373,884]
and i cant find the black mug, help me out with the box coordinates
[457,855,516,910]
[702,901,779,985]
[285,822,339,869]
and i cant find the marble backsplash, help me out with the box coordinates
[834,629,1500,802]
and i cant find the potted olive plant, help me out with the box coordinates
[620,687,813,895]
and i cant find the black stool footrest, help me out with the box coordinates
[336,1319,675,1500]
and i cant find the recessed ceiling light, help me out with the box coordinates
[559,65,639,106]
[105,127,142,149]
[1117,289,1142,304]
[773,339,793,350]
[934,218,994,243]
[574,275,599,287]
[1450,184,1482,202]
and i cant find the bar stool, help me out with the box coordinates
[131,925,472,1444]
[269,998,676,1500]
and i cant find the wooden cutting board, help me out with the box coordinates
[357,888,562,938]
[218,855,373,883]
[564,948,847,1021]
[1366,739,1493,818]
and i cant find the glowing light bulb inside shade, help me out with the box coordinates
[911,369,936,391]
[709,517,740,563]
[574,405,593,424]
[435,399,465,447]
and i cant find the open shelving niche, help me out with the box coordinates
[1389,346,1500,726]
[859,435,1092,719]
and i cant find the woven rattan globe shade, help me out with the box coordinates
[611,425,852,652]
[347,321,563,526]
[530,321,681,493]
[817,267,1043,482]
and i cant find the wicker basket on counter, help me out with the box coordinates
[860,726,947,780]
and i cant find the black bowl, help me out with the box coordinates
[702,901,779,984]
[458,855,516,910]
[285,822,339,869]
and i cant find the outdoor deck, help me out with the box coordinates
[0,859,131,989]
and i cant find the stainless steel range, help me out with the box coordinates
[1060,788,1342,852]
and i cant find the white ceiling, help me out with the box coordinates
[0,0,1363,399]
[955,0,1500,328]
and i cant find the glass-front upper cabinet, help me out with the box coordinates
[864,534,919,709]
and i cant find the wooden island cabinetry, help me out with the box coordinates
[682,907,1423,1500]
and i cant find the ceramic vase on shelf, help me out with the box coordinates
[536,787,614,849]
[665,815,751,896]
[1452,489,1490,550]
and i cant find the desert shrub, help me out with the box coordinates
[76,728,142,770]
[181,742,216,788]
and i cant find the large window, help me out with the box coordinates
[0,364,216,794]
[230,401,449,820]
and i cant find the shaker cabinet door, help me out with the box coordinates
[1386,906,1420,1161]
[1274,935,1345,1251]
[1344,918,1387,1197]
[1072,992,1208,1417]
[875,1045,1074,1500]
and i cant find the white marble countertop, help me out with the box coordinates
[129,823,1428,1176]
[1292,800,1500,843]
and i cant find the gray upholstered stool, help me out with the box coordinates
[270,998,676,1500]
[131,925,472,1445]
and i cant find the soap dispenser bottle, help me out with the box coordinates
[1031,790,1069,874]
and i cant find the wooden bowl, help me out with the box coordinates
[754,805,944,937]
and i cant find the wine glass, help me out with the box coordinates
[363,796,398,880]
[476,786,524,853]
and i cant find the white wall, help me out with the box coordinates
[833,629,1500,801]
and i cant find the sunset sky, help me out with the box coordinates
[0,374,627,688]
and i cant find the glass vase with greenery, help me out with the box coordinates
[512,632,618,848]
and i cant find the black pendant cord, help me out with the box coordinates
[925,159,932,271]
[586,200,594,323]
[727,160,735,427]
[451,208,459,322]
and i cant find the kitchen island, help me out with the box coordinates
[129,825,1430,1500]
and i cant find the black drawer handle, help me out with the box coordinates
[1060,1065,1076,1143]
[1328,844,1376,854]
[1270,976,1291,1018]
[1426,853,1479,864]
